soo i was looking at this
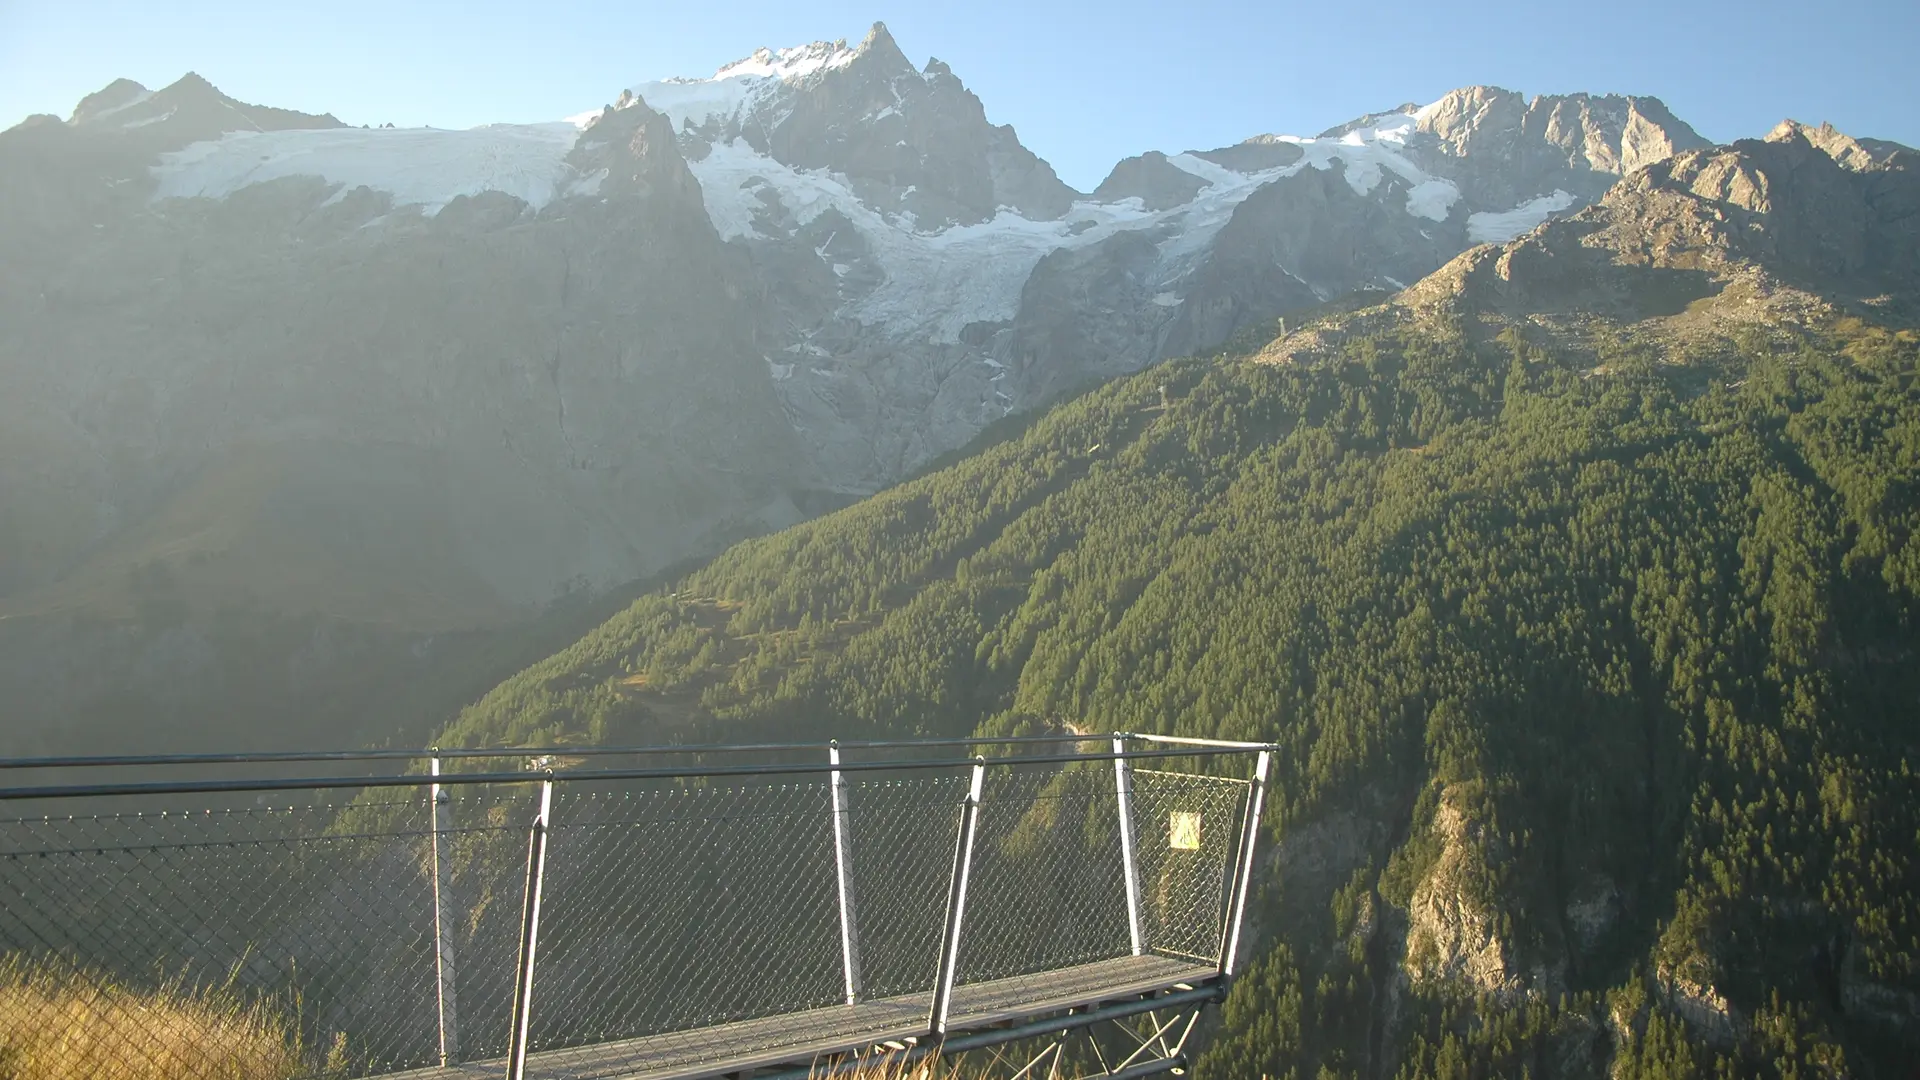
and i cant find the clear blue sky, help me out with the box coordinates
[3,0,1914,191]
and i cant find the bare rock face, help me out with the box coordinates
[1659,966,1744,1047]
[1417,86,1531,160]
[1564,875,1623,953]
[1527,93,1704,176]
[1092,151,1208,210]
[1415,86,1711,208]
[1403,789,1544,997]
[1275,811,1387,906]
[1371,109,1920,342]
[1156,159,1459,359]
[3,91,798,608]
[1190,136,1305,174]
[1601,119,1920,296]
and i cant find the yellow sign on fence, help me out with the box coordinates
[1168,811,1202,851]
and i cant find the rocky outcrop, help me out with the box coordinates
[1648,120,1920,290]
[1415,86,1710,206]
[1157,158,1461,358]
[1092,151,1207,210]
[1428,114,1920,323]
[1564,874,1623,953]
[1190,136,1305,173]
[1348,108,1920,343]
[1403,789,1546,997]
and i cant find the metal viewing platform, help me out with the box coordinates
[0,734,1272,1080]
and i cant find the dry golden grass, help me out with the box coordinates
[0,955,319,1080]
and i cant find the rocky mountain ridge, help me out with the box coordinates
[2,21,1877,755]
[1254,113,1920,376]
[612,24,1714,490]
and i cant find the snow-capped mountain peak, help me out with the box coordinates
[624,22,912,137]
[628,40,853,133]
[711,39,861,83]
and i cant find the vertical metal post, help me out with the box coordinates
[507,776,554,1080]
[1112,735,1145,957]
[928,758,986,1038]
[829,742,864,1005]
[1221,750,1271,977]
[429,756,461,1066]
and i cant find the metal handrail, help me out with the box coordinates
[1122,732,1278,751]
[0,731,1279,772]
[0,745,1267,802]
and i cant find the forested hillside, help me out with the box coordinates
[433,124,1920,1076]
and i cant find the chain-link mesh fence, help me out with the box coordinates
[845,774,969,1003]
[0,749,1257,1080]
[527,780,846,1075]
[1128,770,1251,962]
[0,790,535,1077]
[956,763,1133,985]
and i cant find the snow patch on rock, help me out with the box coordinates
[87,87,155,124]
[122,108,178,131]
[1181,112,1458,218]
[1468,190,1577,244]
[1405,178,1461,221]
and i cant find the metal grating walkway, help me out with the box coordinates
[384,955,1216,1080]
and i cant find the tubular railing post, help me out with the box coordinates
[506,776,555,1080]
[1221,750,1271,977]
[829,742,864,1004]
[1113,735,1145,956]
[928,757,986,1038]
[429,756,461,1066]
